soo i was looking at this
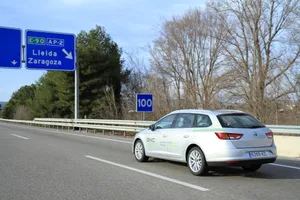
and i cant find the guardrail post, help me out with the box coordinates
[86,128,88,133]
[79,127,81,132]
[124,131,126,138]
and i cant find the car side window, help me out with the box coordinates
[155,114,176,129]
[195,114,212,127]
[174,114,195,128]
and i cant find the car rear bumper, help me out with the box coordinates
[204,144,277,163]
[207,157,277,167]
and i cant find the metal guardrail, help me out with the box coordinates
[1,118,300,136]
[33,118,153,127]
[265,125,300,134]
[0,119,145,136]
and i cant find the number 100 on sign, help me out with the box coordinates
[136,94,153,112]
[137,99,152,108]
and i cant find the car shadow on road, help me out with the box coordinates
[206,166,300,179]
[148,158,300,179]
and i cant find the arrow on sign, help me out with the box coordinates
[62,49,73,60]
[11,60,17,65]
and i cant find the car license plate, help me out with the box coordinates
[249,151,268,158]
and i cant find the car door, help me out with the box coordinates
[145,114,177,158]
[164,113,196,160]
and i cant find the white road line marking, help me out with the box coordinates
[11,134,29,140]
[2,123,132,144]
[269,163,300,170]
[85,155,210,192]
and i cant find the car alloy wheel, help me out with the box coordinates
[134,140,149,162]
[188,146,208,176]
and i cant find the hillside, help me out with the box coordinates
[0,101,7,109]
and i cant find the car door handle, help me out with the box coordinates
[183,135,190,138]
[162,135,167,138]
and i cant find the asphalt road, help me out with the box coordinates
[1,122,300,200]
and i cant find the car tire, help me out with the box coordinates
[134,140,149,162]
[242,164,262,172]
[187,146,208,176]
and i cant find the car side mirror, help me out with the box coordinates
[149,124,155,131]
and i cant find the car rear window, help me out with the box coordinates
[217,113,265,128]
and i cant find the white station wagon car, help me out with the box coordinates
[132,109,277,176]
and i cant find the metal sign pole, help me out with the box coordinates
[74,50,79,120]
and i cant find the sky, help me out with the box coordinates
[0,0,206,102]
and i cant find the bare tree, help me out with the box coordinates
[92,85,120,119]
[13,105,30,120]
[209,0,300,121]
[150,7,228,109]
[121,51,153,119]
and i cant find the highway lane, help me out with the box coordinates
[0,122,300,200]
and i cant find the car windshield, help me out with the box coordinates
[217,113,265,128]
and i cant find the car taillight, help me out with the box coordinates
[215,132,243,140]
[265,132,273,139]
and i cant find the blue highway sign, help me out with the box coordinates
[0,27,22,69]
[26,30,76,71]
[136,94,153,112]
